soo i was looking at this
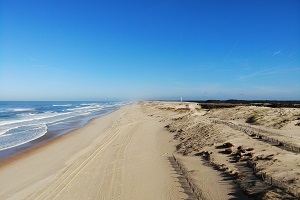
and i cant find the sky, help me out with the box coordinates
[0,0,300,101]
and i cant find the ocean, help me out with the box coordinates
[0,101,128,152]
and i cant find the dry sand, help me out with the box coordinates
[144,101,300,199]
[1,101,299,199]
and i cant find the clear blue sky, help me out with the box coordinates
[1,0,300,101]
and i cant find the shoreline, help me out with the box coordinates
[0,108,119,163]
[0,104,134,199]
[0,115,104,167]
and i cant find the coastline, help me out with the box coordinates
[0,102,192,199]
[0,107,118,162]
[1,101,298,199]
[0,114,111,167]
[0,104,132,199]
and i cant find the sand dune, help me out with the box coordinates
[145,101,300,199]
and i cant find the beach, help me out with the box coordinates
[0,102,191,199]
[1,101,299,199]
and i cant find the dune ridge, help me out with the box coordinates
[144,101,300,199]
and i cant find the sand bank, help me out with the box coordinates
[145,101,300,199]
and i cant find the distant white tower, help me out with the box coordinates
[180,97,183,102]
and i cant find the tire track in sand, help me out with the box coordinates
[105,121,140,199]
[27,120,142,200]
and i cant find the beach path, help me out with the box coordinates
[0,104,188,200]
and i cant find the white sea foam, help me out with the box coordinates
[9,108,35,112]
[0,112,66,126]
[0,129,9,136]
[80,103,96,106]
[0,101,127,151]
[0,125,47,151]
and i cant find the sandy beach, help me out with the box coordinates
[1,101,299,199]
[0,103,192,200]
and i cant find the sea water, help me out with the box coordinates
[0,101,128,151]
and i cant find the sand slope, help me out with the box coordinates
[145,101,300,199]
